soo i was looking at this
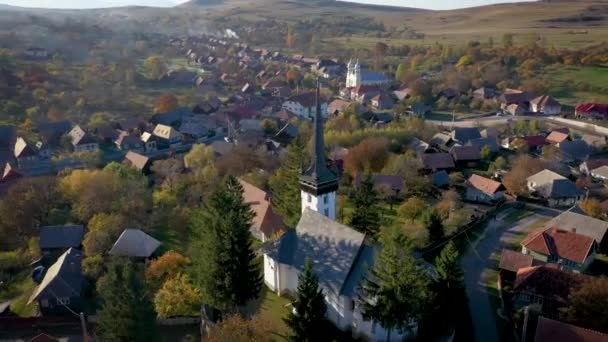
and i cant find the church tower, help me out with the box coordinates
[299,79,339,219]
[346,59,361,88]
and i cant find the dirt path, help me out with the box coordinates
[460,209,557,342]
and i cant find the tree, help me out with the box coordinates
[430,242,467,336]
[82,213,126,256]
[146,250,190,285]
[349,174,381,237]
[143,56,167,80]
[286,25,296,48]
[344,137,390,176]
[96,258,157,341]
[83,255,104,280]
[184,144,215,171]
[395,63,407,82]
[502,33,514,48]
[489,156,508,174]
[154,273,202,318]
[284,259,327,341]
[503,155,545,196]
[436,190,461,220]
[564,277,608,333]
[191,176,262,311]
[541,144,561,161]
[261,118,278,136]
[374,42,389,71]
[480,145,493,160]
[421,208,444,244]
[269,137,308,227]
[398,197,427,221]
[207,315,275,342]
[155,93,178,113]
[359,227,432,341]
[579,199,604,219]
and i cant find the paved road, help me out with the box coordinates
[460,209,558,342]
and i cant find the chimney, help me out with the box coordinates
[571,227,577,234]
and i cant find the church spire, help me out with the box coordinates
[299,78,338,196]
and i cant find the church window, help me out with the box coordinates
[323,195,328,204]
[307,194,312,203]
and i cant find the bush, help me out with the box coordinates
[83,255,105,280]
[0,250,28,274]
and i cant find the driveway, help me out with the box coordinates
[460,208,558,342]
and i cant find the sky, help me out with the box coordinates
[0,0,537,10]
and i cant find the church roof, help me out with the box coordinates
[267,209,366,296]
[360,71,388,82]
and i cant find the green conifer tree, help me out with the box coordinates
[421,208,444,243]
[284,259,327,342]
[349,174,381,237]
[432,241,466,336]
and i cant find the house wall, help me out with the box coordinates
[301,190,336,220]
[466,188,504,204]
[281,101,328,119]
[74,143,99,153]
[263,254,279,292]
[547,197,580,208]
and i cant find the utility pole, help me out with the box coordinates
[80,312,89,342]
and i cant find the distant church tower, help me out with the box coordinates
[299,79,339,220]
[346,59,361,88]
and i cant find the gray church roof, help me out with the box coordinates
[360,71,388,82]
[267,209,366,296]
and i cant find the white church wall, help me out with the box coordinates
[301,190,336,220]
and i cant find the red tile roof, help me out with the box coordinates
[518,135,549,148]
[576,103,608,116]
[534,316,608,342]
[514,265,593,304]
[522,228,596,264]
[499,249,534,273]
[468,174,505,195]
[239,179,286,239]
[546,131,569,144]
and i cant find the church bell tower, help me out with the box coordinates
[299,79,339,219]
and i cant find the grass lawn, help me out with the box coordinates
[245,287,291,341]
[589,253,608,276]
[545,65,608,105]
[0,271,38,317]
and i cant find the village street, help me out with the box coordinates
[460,207,559,342]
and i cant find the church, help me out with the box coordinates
[345,59,389,88]
[263,81,411,341]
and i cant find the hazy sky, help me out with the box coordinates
[0,0,536,10]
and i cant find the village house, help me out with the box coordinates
[1,162,21,184]
[109,229,161,259]
[355,174,404,198]
[521,228,597,272]
[579,159,608,175]
[499,89,532,110]
[559,140,591,162]
[430,132,455,151]
[346,85,383,104]
[407,138,432,156]
[345,60,389,88]
[582,134,607,151]
[526,170,583,207]
[421,153,455,172]
[114,131,144,152]
[450,127,481,145]
[281,91,328,119]
[450,146,481,168]
[530,95,562,115]
[123,151,152,174]
[466,174,506,204]
[39,225,84,256]
[481,128,500,139]
[502,135,547,152]
[575,103,608,120]
[543,211,608,251]
[140,132,157,152]
[263,83,411,341]
[498,249,535,285]
[67,125,99,153]
[545,131,570,145]
[152,124,183,148]
[590,165,608,181]
[467,137,499,153]
[473,87,496,100]
[505,103,526,116]
[13,137,48,170]
[28,248,85,316]
[370,93,394,110]
[511,265,593,316]
[328,99,352,116]
[36,121,71,145]
[239,179,286,242]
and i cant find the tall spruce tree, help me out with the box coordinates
[349,174,381,237]
[284,259,327,342]
[432,241,466,337]
[359,227,432,342]
[421,208,444,243]
[268,137,309,227]
[191,175,262,311]
[96,258,157,342]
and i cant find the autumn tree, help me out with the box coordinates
[82,213,126,256]
[344,137,390,176]
[359,227,432,341]
[191,176,262,311]
[143,56,167,80]
[146,250,190,287]
[207,315,275,342]
[480,145,493,160]
[541,144,561,161]
[374,42,389,71]
[154,273,202,318]
[184,144,215,171]
[349,174,381,237]
[395,63,408,82]
[502,155,545,196]
[564,277,608,333]
[269,137,308,227]
[155,93,179,113]
[436,190,461,220]
[398,197,427,221]
[261,118,278,136]
[579,199,604,219]
[502,33,514,48]
[284,259,327,341]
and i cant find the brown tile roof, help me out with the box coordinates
[522,228,596,264]
[421,153,455,170]
[534,316,608,342]
[532,95,561,107]
[287,90,325,107]
[514,265,593,304]
[499,249,534,273]
[546,131,570,144]
[450,145,481,161]
[328,99,352,114]
[468,174,505,195]
[239,179,286,239]
[124,151,150,171]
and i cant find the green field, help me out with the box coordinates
[546,65,608,105]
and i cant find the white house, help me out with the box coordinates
[67,125,99,153]
[282,91,328,119]
[263,82,412,341]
